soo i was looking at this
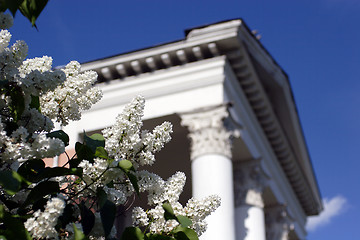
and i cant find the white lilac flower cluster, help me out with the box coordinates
[0,11,221,240]
[132,170,221,236]
[74,96,174,204]
[102,95,173,167]
[0,12,101,170]
[24,197,66,239]
[40,61,102,125]
[0,123,65,169]
[0,12,13,29]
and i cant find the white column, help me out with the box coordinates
[233,160,268,240]
[181,106,236,240]
[265,205,294,240]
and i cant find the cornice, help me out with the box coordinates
[225,44,321,215]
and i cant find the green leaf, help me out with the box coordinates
[37,167,82,180]
[0,170,23,195]
[0,207,32,240]
[121,227,144,240]
[162,201,176,221]
[22,181,60,207]
[96,188,107,209]
[128,173,139,196]
[100,200,116,238]
[58,204,76,229]
[17,158,45,182]
[0,195,19,210]
[0,1,8,12]
[145,233,175,240]
[47,130,69,146]
[106,180,114,188]
[73,223,89,240]
[69,157,82,168]
[176,215,192,228]
[3,121,18,137]
[29,95,40,110]
[172,226,198,240]
[1,0,24,17]
[84,133,105,152]
[94,146,108,159]
[118,160,135,173]
[118,160,139,194]
[31,197,48,212]
[0,204,5,219]
[8,85,25,122]
[79,202,95,235]
[75,142,94,163]
[19,0,49,27]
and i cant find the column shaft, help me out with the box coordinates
[233,160,268,240]
[192,154,235,240]
[180,105,236,240]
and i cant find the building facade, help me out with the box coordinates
[62,19,322,239]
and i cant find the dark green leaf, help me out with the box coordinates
[118,160,138,194]
[47,130,69,146]
[17,158,45,182]
[3,0,23,16]
[73,223,89,240]
[0,170,23,195]
[145,233,175,240]
[58,204,76,229]
[162,201,176,221]
[37,167,82,180]
[79,202,95,235]
[75,142,94,163]
[0,195,19,210]
[22,181,59,207]
[69,157,82,168]
[29,95,40,110]
[8,85,25,122]
[31,197,47,212]
[0,1,8,12]
[118,160,134,173]
[176,215,192,228]
[0,209,32,240]
[94,146,108,159]
[173,226,198,240]
[84,133,105,152]
[96,188,107,209]
[19,0,49,27]
[100,200,116,237]
[0,204,5,219]
[121,227,144,240]
[106,180,114,188]
[128,173,139,196]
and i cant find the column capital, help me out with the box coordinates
[233,159,269,208]
[265,204,294,240]
[180,105,235,160]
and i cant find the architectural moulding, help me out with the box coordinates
[226,43,321,215]
[233,159,269,240]
[180,104,235,160]
[265,204,294,240]
[233,158,269,208]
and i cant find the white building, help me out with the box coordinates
[63,19,322,240]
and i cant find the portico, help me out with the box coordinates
[62,19,322,239]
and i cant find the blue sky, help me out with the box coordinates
[8,0,360,239]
